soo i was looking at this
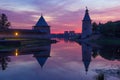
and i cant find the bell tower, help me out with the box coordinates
[81,7,92,39]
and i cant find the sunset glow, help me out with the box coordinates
[0,0,120,33]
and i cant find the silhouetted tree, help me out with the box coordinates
[99,21,120,37]
[92,22,98,32]
[0,13,11,30]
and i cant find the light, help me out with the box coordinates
[15,32,19,36]
[15,49,18,56]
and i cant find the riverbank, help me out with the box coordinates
[0,39,58,50]
[90,37,120,46]
[75,34,120,47]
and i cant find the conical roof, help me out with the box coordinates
[36,57,48,68]
[35,15,49,27]
[83,7,91,21]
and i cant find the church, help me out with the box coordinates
[81,7,92,39]
[0,15,50,39]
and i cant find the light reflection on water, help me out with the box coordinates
[0,40,120,80]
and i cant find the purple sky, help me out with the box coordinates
[0,0,120,33]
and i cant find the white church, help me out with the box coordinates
[81,7,92,39]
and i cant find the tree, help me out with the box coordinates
[0,13,11,30]
[92,22,98,32]
[99,21,120,37]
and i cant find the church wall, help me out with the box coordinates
[0,31,50,39]
[33,26,50,35]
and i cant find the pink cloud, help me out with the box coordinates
[0,4,120,33]
[91,6,120,23]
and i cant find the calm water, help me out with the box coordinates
[0,40,120,80]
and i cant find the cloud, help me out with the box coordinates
[0,9,37,29]
[91,6,120,23]
[0,0,120,33]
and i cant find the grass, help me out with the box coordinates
[0,38,52,50]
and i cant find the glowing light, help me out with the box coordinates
[15,49,18,56]
[15,32,19,36]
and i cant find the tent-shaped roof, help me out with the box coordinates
[36,57,48,68]
[35,15,49,27]
[83,7,91,21]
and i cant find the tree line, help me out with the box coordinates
[92,21,120,38]
[0,13,11,30]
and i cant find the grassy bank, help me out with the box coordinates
[0,38,57,50]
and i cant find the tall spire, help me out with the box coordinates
[81,7,92,39]
[83,7,91,21]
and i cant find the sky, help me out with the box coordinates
[0,0,120,33]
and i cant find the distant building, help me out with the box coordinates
[64,31,75,37]
[81,7,92,39]
[63,31,69,38]
[64,31,69,35]
[69,31,75,36]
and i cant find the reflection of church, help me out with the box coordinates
[81,42,120,73]
[81,43,92,73]
[0,43,51,70]
[33,44,51,68]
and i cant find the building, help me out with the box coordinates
[33,14,50,35]
[81,7,92,39]
[0,15,50,39]
[69,31,75,36]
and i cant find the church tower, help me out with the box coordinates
[33,14,50,34]
[81,7,92,39]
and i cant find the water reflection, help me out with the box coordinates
[33,45,51,68]
[81,43,92,73]
[99,45,120,61]
[0,43,51,70]
[95,68,120,80]
[95,73,104,80]
[79,42,120,61]
[0,57,11,70]
[0,40,120,80]
[77,41,120,79]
